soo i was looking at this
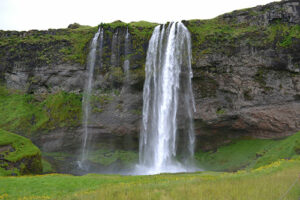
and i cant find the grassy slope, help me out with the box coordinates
[0,129,40,162]
[0,159,299,200]
[195,132,300,171]
[0,129,41,176]
[0,86,82,136]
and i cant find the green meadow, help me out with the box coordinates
[1,132,300,200]
[0,159,299,200]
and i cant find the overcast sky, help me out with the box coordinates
[0,0,280,31]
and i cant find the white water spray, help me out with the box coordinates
[78,28,103,170]
[137,22,196,175]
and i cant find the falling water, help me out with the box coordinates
[110,30,120,68]
[78,27,102,170]
[137,22,196,175]
[123,28,130,77]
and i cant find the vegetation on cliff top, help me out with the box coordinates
[0,25,97,65]
[0,129,42,176]
[0,21,157,68]
[186,18,300,61]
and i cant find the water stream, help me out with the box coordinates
[78,27,103,170]
[137,22,196,175]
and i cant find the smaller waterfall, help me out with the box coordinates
[98,29,104,69]
[123,27,130,78]
[110,30,120,68]
[78,27,102,170]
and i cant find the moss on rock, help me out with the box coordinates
[0,86,82,136]
[0,129,42,176]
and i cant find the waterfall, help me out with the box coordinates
[137,22,196,175]
[123,27,130,77]
[78,27,103,170]
[110,30,120,68]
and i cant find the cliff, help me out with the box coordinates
[0,0,299,170]
[186,0,300,149]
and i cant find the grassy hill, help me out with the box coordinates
[195,132,300,171]
[0,129,42,176]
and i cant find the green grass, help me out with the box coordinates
[87,149,138,166]
[0,129,42,176]
[195,132,300,171]
[186,17,300,62]
[266,23,300,48]
[129,21,158,28]
[0,26,97,65]
[0,159,299,200]
[41,159,55,174]
[0,86,82,135]
[42,152,72,161]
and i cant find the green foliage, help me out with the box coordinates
[0,167,20,176]
[254,132,300,168]
[101,20,157,30]
[130,67,145,81]
[195,139,273,171]
[41,91,82,129]
[87,149,138,166]
[90,89,119,113]
[42,152,72,161]
[60,27,98,64]
[0,26,97,65]
[129,21,158,28]
[253,68,273,91]
[266,23,300,48]
[0,87,82,135]
[216,108,226,115]
[0,129,42,176]
[195,132,300,171]
[130,109,142,115]
[42,159,55,174]
[186,17,300,63]
[110,67,124,84]
[187,18,261,50]
[101,20,127,29]
[0,129,40,163]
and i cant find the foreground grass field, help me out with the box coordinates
[0,159,299,200]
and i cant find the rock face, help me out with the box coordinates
[0,1,300,155]
[185,0,300,149]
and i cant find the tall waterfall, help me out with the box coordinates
[78,27,103,169]
[137,22,196,174]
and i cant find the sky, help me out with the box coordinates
[0,0,280,31]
